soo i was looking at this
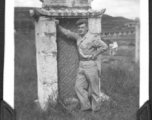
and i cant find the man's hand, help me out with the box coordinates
[91,53,97,60]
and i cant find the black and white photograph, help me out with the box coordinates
[14,0,141,120]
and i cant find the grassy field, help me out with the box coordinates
[15,30,139,120]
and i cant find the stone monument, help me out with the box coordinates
[30,0,106,111]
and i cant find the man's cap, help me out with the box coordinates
[76,19,88,25]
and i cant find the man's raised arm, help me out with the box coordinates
[57,25,78,40]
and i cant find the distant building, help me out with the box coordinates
[102,33,106,37]
[113,32,117,37]
[122,31,127,36]
[118,32,122,36]
[107,33,112,37]
[128,31,132,35]
[124,22,138,28]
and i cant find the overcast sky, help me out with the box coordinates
[15,0,140,19]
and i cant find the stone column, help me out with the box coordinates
[88,16,103,92]
[42,0,91,8]
[88,17,102,34]
[88,9,105,34]
[35,17,58,110]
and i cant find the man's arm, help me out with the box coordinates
[57,25,78,40]
[92,36,108,59]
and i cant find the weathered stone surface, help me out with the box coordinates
[35,17,58,110]
[42,0,93,8]
[57,18,79,101]
[88,18,102,34]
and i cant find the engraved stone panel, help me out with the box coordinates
[43,0,91,8]
[57,18,79,101]
[88,17,102,34]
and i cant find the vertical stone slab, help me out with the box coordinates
[88,17,102,34]
[88,16,103,91]
[43,0,73,7]
[35,17,58,110]
[57,18,79,101]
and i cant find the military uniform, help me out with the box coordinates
[59,26,108,111]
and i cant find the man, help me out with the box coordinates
[56,19,108,112]
[109,42,118,56]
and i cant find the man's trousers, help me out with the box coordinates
[75,60,101,111]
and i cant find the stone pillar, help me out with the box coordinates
[88,16,103,91]
[135,22,140,65]
[88,17,102,34]
[35,17,58,110]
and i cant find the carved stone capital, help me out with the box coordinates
[31,8,106,18]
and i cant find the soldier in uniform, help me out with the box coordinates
[56,19,108,112]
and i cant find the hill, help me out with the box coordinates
[14,7,135,32]
[102,14,135,32]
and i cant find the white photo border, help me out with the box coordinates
[4,0,149,109]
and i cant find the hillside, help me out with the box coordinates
[102,15,135,32]
[15,7,135,32]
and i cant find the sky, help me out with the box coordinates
[15,0,140,19]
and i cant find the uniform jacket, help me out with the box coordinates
[59,26,108,72]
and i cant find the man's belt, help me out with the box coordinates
[80,57,94,61]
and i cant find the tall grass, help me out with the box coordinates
[99,62,139,120]
[15,30,37,120]
[15,30,139,120]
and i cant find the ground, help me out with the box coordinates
[15,30,139,120]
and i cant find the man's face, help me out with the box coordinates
[78,23,88,36]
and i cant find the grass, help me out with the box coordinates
[15,30,139,120]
